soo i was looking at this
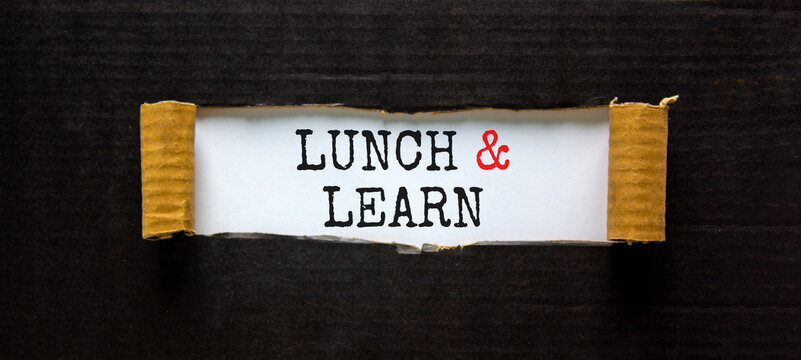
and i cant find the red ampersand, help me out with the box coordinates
[476,130,509,170]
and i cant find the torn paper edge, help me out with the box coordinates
[140,97,677,248]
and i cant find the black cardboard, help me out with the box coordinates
[2,1,801,357]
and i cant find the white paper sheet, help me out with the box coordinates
[195,106,609,247]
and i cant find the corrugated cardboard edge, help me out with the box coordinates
[607,96,678,242]
[140,101,196,240]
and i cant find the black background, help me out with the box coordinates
[3,1,801,358]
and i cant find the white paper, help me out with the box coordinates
[195,106,609,247]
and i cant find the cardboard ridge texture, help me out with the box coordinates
[140,97,676,242]
[607,96,677,242]
[140,101,196,240]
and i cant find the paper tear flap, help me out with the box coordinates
[140,101,196,240]
[607,96,676,242]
